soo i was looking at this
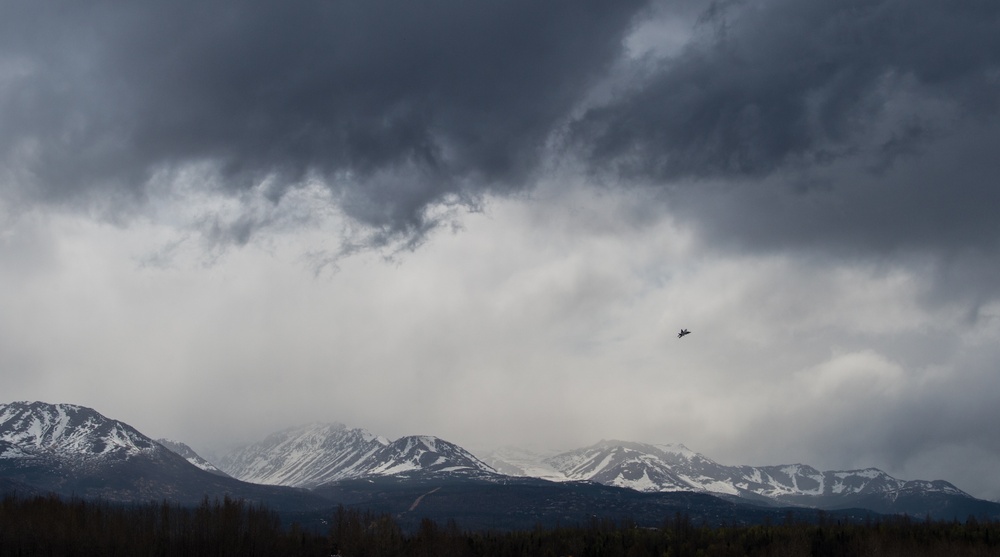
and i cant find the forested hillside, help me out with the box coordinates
[2,493,1000,556]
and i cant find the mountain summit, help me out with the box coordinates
[217,422,389,488]
[365,435,496,477]
[217,425,496,486]
[1,401,158,458]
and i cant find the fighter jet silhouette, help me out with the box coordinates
[677,329,691,339]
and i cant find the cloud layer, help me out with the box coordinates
[5,1,1000,256]
[2,0,644,242]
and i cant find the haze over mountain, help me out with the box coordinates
[216,423,495,487]
[485,440,992,517]
[214,419,1000,520]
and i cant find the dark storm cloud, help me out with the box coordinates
[5,0,1000,256]
[1,0,646,243]
[570,0,1000,254]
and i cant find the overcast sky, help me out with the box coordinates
[3,0,1000,500]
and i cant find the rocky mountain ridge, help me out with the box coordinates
[0,401,330,510]
[0,401,157,459]
[484,439,975,511]
[156,438,230,477]
[217,422,987,517]
[216,423,496,487]
[4,401,997,521]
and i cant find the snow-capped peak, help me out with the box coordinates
[0,401,157,458]
[217,422,390,488]
[219,427,498,487]
[365,435,497,477]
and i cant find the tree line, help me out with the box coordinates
[2,492,999,556]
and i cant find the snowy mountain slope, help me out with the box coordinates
[217,423,390,488]
[487,439,980,513]
[157,439,230,477]
[0,401,158,459]
[731,463,973,508]
[218,425,497,487]
[545,440,731,493]
[221,424,984,518]
[365,435,497,478]
[0,401,331,510]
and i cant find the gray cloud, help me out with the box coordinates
[569,0,1000,255]
[1,0,647,244]
[6,0,999,260]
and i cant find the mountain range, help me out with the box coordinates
[213,423,995,519]
[0,401,328,510]
[3,400,999,527]
[480,440,988,517]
